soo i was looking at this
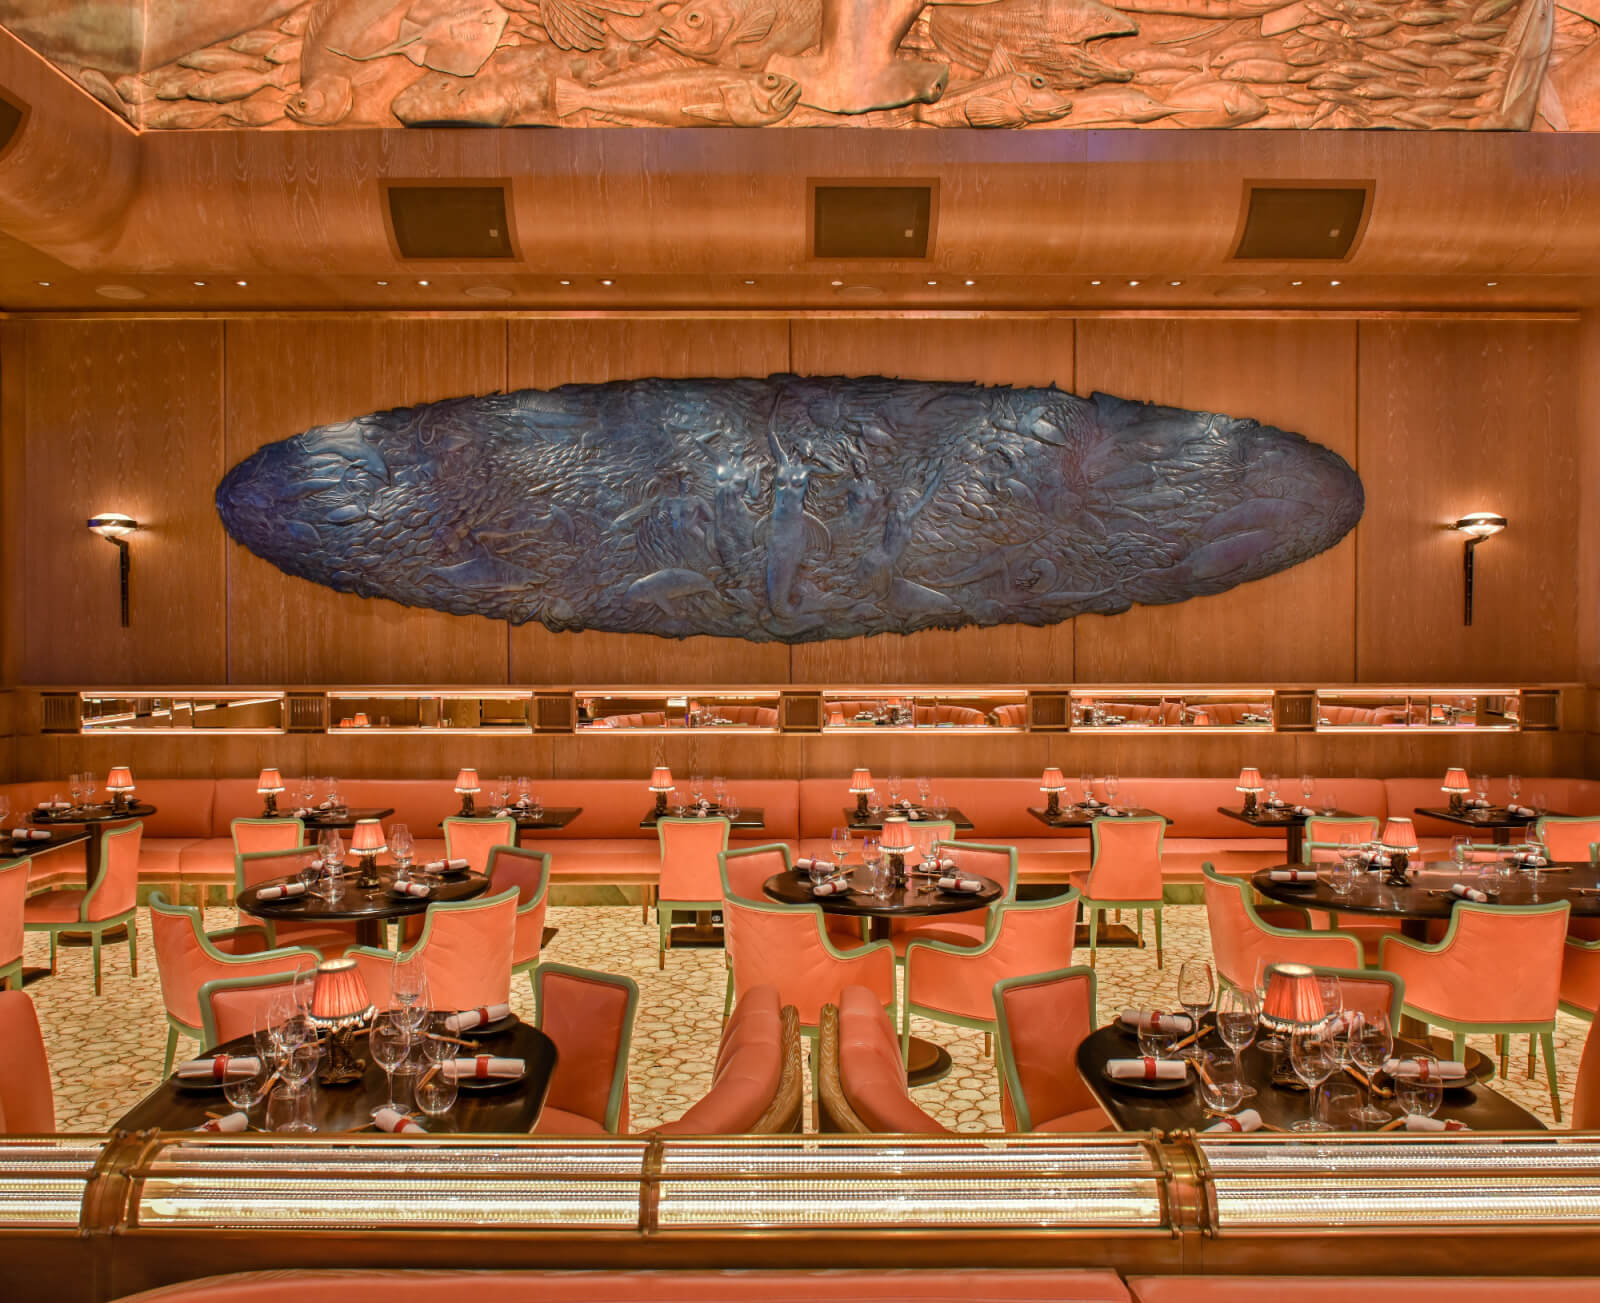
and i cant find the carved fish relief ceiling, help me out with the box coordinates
[2,0,1597,129]
[214,375,1365,644]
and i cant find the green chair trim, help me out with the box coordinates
[992,964,1099,1133]
[719,843,793,904]
[196,967,314,1053]
[443,816,518,862]
[1300,816,1380,864]
[346,885,521,968]
[535,961,639,1133]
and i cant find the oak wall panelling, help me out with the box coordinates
[504,318,794,686]
[19,319,228,685]
[1072,318,1359,684]
[1577,313,1600,777]
[223,318,511,685]
[786,317,1078,684]
[1355,319,1578,684]
[2,319,23,779]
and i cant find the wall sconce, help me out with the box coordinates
[87,512,138,627]
[1452,512,1506,627]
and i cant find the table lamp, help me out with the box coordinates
[1442,767,1470,814]
[257,767,285,817]
[353,713,370,728]
[1259,961,1326,1051]
[848,768,874,818]
[1380,816,1418,885]
[350,818,387,889]
[106,766,135,814]
[1040,767,1068,817]
[1237,767,1263,815]
[649,766,674,816]
[454,767,480,816]
[308,957,374,1085]
[881,816,915,885]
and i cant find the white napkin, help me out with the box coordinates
[293,808,310,817]
[177,1055,262,1082]
[516,796,532,809]
[442,1055,524,1082]
[794,857,840,875]
[35,801,69,811]
[929,857,958,873]
[1450,883,1488,902]
[195,1112,249,1133]
[1268,798,1287,808]
[1513,849,1548,866]
[374,1107,427,1133]
[1204,1109,1262,1133]
[1106,1058,1187,1081]
[1508,804,1535,817]
[8,828,49,841]
[256,881,307,901]
[1294,805,1316,816]
[1383,1058,1468,1083]
[445,1004,511,1033]
[422,858,470,873]
[1119,1010,1194,1035]
[393,881,430,898]
[1405,1114,1470,1132]
[1101,807,1122,817]
[812,879,847,896]
[937,876,983,893]
[1269,869,1316,883]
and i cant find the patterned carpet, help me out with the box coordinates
[20,903,1586,1133]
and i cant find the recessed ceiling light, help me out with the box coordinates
[36,281,50,287]
[1168,280,1182,287]
[1329,279,1341,287]
[1291,280,1303,286]
[235,280,248,287]
[743,279,756,285]
[1090,280,1101,286]
[600,279,614,286]
[926,280,938,286]
[192,280,206,287]
[1485,281,1499,287]
[964,279,975,286]
[1128,279,1141,287]
[375,280,388,286]
[558,279,571,286]
[831,280,844,287]
[416,279,429,287]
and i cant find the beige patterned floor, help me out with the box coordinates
[20,904,1587,1133]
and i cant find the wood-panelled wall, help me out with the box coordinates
[0,311,1586,782]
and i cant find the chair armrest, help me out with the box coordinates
[1378,932,1434,967]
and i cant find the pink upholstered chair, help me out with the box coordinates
[149,891,321,1074]
[655,817,731,968]
[1574,1016,1600,1130]
[993,967,1113,1132]
[1380,900,1570,1119]
[443,816,516,875]
[1201,864,1363,996]
[1299,815,1399,960]
[198,969,313,1053]
[1310,966,1404,1022]
[1071,816,1166,968]
[23,820,143,996]
[901,887,1081,1062]
[720,844,792,904]
[234,847,358,955]
[231,816,305,857]
[822,985,950,1134]
[532,962,638,1134]
[890,836,1009,954]
[0,858,28,990]
[722,891,895,1038]
[348,887,519,1014]
[1537,815,1600,864]
[654,984,803,1135]
[486,845,550,983]
[0,990,54,1133]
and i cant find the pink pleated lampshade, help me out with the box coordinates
[1236,767,1263,794]
[1380,817,1419,853]
[1260,963,1325,1032]
[1442,768,1470,794]
[106,766,135,793]
[453,768,480,794]
[1040,767,1067,793]
[310,957,373,1028]
[849,768,874,794]
[880,816,914,851]
[350,818,386,855]
[256,767,284,795]
[649,766,674,792]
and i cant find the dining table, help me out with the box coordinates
[764,864,1005,1086]
[1028,804,1171,830]
[1076,1021,1545,1134]
[436,806,584,847]
[265,805,396,832]
[1218,804,1359,865]
[114,1018,558,1134]
[238,867,490,948]
[844,805,975,832]
[638,806,765,831]
[28,801,158,888]
[1414,805,1569,845]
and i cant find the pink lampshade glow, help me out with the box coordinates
[1236,767,1263,794]
[649,766,674,792]
[1381,817,1419,853]
[350,818,387,855]
[256,767,284,795]
[310,957,373,1027]
[848,768,874,794]
[353,713,371,727]
[1040,767,1067,793]
[1443,768,1470,793]
[454,768,480,794]
[106,766,134,792]
[880,816,914,851]
[1260,963,1326,1032]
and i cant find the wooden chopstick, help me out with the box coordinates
[1345,1065,1392,1097]
[427,1032,473,1047]
[1171,1021,1208,1053]
[1377,1114,1409,1131]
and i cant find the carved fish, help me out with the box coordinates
[1160,79,1270,122]
[1067,84,1182,119]
[540,0,653,50]
[911,55,1075,124]
[178,48,263,72]
[655,0,823,66]
[553,66,802,123]
[187,68,295,103]
[216,376,1363,643]
[289,0,410,125]
[333,0,510,77]
[392,48,560,124]
[928,0,1140,86]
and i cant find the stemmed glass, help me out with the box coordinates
[690,774,706,806]
[1289,1024,1337,1131]
[931,795,949,821]
[887,775,903,806]
[1216,987,1259,1098]
[1080,774,1095,807]
[866,789,885,821]
[1300,774,1316,806]
[389,824,414,873]
[369,1012,412,1114]
[830,826,851,868]
[516,776,532,808]
[420,1010,455,1069]
[916,777,931,808]
[1105,774,1121,807]
[862,835,886,899]
[1176,961,1214,1059]
[1349,1010,1394,1125]
[713,776,729,810]
[1315,974,1344,1031]
[276,1041,320,1132]
[391,957,429,1036]
[1264,773,1280,806]
[318,828,344,869]
[414,1066,459,1119]
[527,790,544,820]
[495,776,513,812]
[1395,1054,1444,1123]
[1472,773,1490,806]
[222,1057,271,1121]
[68,774,84,811]
[1508,774,1523,805]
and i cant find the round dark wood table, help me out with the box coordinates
[238,868,490,948]
[29,802,158,890]
[1076,1023,1545,1134]
[763,865,1004,1087]
[114,1019,558,1134]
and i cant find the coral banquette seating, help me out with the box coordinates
[4,776,1598,896]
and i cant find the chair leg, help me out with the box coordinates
[658,906,670,970]
[983,1032,992,1057]
[1542,1030,1561,1122]
[1527,1034,1537,1079]
[722,966,734,1021]
[93,933,103,996]
[163,1025,178,1077]
[1498,1034,1508,1080]
[1088,907,1100,968]
[1153,906,1164,970]
[900,995,913,1066]
[128,917,138,977]
[49,931,58,974]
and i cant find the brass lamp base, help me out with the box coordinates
[317,1028,367,1086]
[885,848,908,886]
[262,792,279,817]
[1448,793,1465,814]
[356,854,382,890]
[854,792,869,818]
[1242,792,1258,815]
[458,794,476,817]
[111,794,130,814]
[653,791,669,816]
[1384,851,1410,888]
[1044,791,1061,817]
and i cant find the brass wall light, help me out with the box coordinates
[86,512,137,626]
[1452,512,1506,626]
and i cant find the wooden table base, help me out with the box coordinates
[1075,920,1142,949]
[905,1036,954,1087]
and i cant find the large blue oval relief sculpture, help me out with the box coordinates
[216,375,1363,642]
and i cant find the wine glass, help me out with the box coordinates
[527,791,544,820]
[222,1058,270,1118]
[887,775,903,806]
[1300,774,1315,805]
[1507,773,1523,805]
[916,777,931,807]
[495,776,513,811]
[280,1040,320,1114]
[390,824,414,872]
[318,828,343,868]
[1198,1053,1246,1117]
[1105,774,1121,806]
[1176,961,1214,1059]
[1319,791,1337,816]
[1472,772,1490,805]
[862,835,885,898]
[515,776,532,807]
[866,788,884,820]
[1289,1024,1336,1131]
[1080,773,1095,806]
[265,1085,314,1133]
[414,1067,459,1119]
[82,774,99,808]
[712,776,728,809]
[68,774,83,811]
[391,957,428,1034]
[690,774,706,805]
[830,826,851,867]
[1349,1010,1394,1125]
[931,794,949,821]
[369,1012,412,1113]
[721,794,741,822]
[1216,986,1259,1098]
[1264,773,1280,806]
[1395,1055,1444,1122]
[1315,974,1343,1030]
[421,1011,455,1067]
[1532,790,1549,818]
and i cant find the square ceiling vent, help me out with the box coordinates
[813,182,935,259]
[386,183,515,260]
[1233,184,1371,260]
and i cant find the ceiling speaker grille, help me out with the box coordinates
[0,93,24,160]
[1234,186,1368,260]
[814,184,933,259]
[387,184,514,260]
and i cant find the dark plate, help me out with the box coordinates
[1102,1064,1191,1095]
[1263,876,1319,889]
[1115,1018,1200,1041]
[172,1073,231,1093]
[456,1013,518,1038]
[937,886,985,897]
[455,1070,525,1092]
[388,887,436,901]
